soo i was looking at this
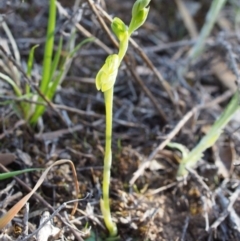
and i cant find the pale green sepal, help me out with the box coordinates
[96,54,119,92]
[132,0,150,16]
[129,0,150,34]
[111,17,128,42]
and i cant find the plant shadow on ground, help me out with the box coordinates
[1,0,240,240]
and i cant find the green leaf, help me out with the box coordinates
[69,37,94,58]
[167,142,189,159]
[27,45,39,78]
[47,67,64,101]
[177,92,240,177]
[40,0,56,94]
[48,36,63,86]
[30,0,56,125]
[188,0,227,60]
[23,44,39,119]
[0,168,43,180]
[0,73,22,97]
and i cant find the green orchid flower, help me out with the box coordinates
[111,17,129,42]
[96,54,119,92]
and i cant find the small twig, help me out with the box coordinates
[55,1,112,54]
[175,0,198,39]
[0,119,26,140]
[125,61,167,122]
[146,182,177,196]
[34,124,83,141]
[0,16,21,83]
[216,33,240,93]
[23,203,29,236]
[180,216,189,241]
[21,197,89,241]
[0,95,48,106]
[186,167,214,231]
[186,167,211,195]
[217,186,240,232]
[3,192,23,209]
[72,203,105,231]
[0,95,145,128]
[63,211,85,241]
[0,180,16,196]
[54,104,147,128]
[210,185,240,231]
[143,38,196,53]
[203,196,210,231]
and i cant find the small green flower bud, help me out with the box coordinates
[129,0,150,35]
[96,54,119,92]
[111,17,128,42]
[132,0,150,17]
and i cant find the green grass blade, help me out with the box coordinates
[47,37,94,100]
[167,142,189,160]
[27,45,39,78]
[47,69,64,101]
[29,37,93,124]
[188,0,227,61]
[24,44,39,120]
[0,168,43,180]
[29,101,45,124]
[30,0,56,124]
[48,36,63,84]
[69,37,94,58]
[177,92,240,177]
[40,0,56,94]
[1,16,21,83]
[0,73,22,97]
[29,37,62,124]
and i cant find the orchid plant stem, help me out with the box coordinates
[95,0,150,236]
[101,88,117,237]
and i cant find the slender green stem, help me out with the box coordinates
[118,39,129,64]
[101,88,117,237]
[96,1,151,236]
